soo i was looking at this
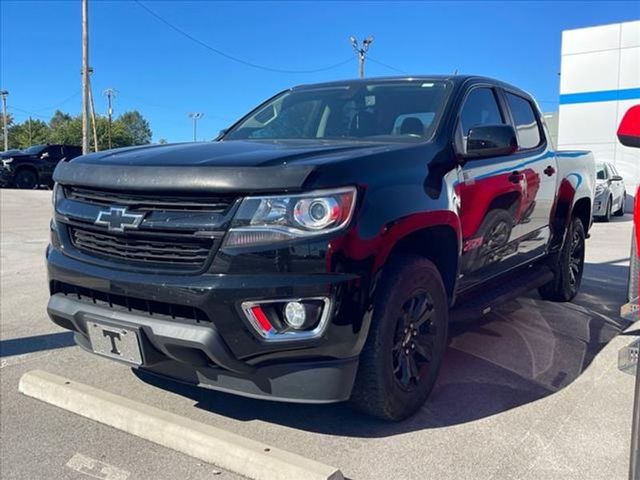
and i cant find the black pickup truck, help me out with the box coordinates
[46,76,595,420]
[0,144,82,189]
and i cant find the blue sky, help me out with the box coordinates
[1,1,639,142]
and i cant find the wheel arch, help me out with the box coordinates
[383,223,460,301]
[572,196,592,233]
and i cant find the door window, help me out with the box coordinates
[45,146,62,158]
[459,88,505,136]
[504,92,542,149]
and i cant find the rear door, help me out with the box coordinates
[456,86,556,290]
[42,145,64,181]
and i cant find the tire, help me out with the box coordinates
[350,256,449,421]
[13,169,38,189]
[539,217,586,302]
[601,196,612,222]
[614,193,626,217]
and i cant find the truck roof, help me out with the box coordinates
[292,75,533,99]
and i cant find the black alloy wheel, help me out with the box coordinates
[391,292,437,390]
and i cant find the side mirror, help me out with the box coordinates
[215,128,229,141]
[617,105,640,148]
[465,124,518,159]
[611,175,624,182]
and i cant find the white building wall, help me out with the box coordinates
[558,20,640,211]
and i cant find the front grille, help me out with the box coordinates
[65,186,236,213]
[69,226,215,268]
[51,281,210,323]
[59,185,237,270]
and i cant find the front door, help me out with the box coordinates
[455,86,556,291]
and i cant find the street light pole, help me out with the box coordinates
[0,90,8,151]
[103,88,116,149]
[81,0,90,155]
[188,112,204,142]
[350,36,374,78]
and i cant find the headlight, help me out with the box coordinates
[224,186,357,247]
[52,183,64,208]
[2,158,13,167]
[595,184,605,195]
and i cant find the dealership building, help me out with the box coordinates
[557,20,640,211]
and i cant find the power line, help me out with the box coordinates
[367,57,407,74]
[134,0,353,74]
[30,91,81,112]
[8,106,50,120]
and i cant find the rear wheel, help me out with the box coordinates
[539,217,585,302]
[13,169,38,189]
[350,256,448,421]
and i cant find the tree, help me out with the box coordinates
[116,111,152,145]
[8,119,50,149]
[5,109,153,151]
[49,110,73,130]
[49,115,82,146]
[158,138,168,144]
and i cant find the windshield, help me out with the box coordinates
[225,81,451,142]
[22,145,46,155]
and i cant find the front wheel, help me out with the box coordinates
[601,196,612,222]
[539,217,586,302]
[13,169,38,189]
[350,256,449,421]
[614,193,626,217]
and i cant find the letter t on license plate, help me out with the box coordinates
[87,322,143,365]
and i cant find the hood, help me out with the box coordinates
[70,140,396,167]
[54,139,408,193]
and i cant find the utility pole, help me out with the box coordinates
[103,88,116,149]
[350,36,374,78]
[0,90,8,151]
[81,0,90,154]
[188,112,204,142]
[28,117,33,145]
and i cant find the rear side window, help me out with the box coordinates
[505,92,542,149]
[459,88,504,136]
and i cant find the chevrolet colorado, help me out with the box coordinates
[46,76,595,420]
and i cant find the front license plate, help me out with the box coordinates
[87,322,143,365]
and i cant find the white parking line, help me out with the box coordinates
[20,370,344,480]
[66,453,130,480]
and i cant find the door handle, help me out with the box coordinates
[508,171,523,184]
[544,165,556,176]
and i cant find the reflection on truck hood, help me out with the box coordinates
[70,139,400,168]
[55,139,413,192]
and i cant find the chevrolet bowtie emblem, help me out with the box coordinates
[95,207,145,232]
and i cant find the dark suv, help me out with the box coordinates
[46,76,595,420]
[0,144,82,189]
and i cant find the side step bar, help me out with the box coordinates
[450,265,554,323]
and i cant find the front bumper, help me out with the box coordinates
[592,191,609,216]
[0,166,12,187]
[46,246,365,403]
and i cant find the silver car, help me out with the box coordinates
[593,162,626,221]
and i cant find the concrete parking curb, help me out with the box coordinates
[18,370,344,480]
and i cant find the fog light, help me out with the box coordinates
[284,301,306,329]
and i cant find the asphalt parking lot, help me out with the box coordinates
[0,189,637,480]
